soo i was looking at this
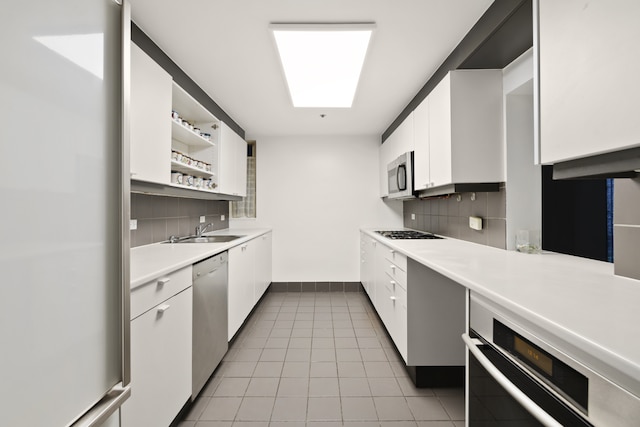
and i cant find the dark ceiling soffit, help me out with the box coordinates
[131,23,245,139]
[552,147,640,180]
[381,0,531,143]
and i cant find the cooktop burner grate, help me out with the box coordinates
[375,230,444,240]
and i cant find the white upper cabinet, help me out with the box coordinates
[130,43,172,184]
[218,122,247,197]
[413,97,430,191]
[537,0,640,164]
[379,113,414,197]
[426,70,503,188]
[379,139,393,197]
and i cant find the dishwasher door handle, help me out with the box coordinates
[462,333,563,427]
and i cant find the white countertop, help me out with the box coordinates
[130,228,271,289]
[362,228,640,398]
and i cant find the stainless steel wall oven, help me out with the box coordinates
[464,292,640,426]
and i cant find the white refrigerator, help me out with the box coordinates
[0,0,131,425]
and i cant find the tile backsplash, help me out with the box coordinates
[613,177,640,280]
[130,193,229,247]
[403,186,507,249]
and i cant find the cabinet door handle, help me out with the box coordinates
[157,304,171,314]
[390,280,396,286]
[390,265,396,271]
[157,277,171,287]
[389,296,397,301]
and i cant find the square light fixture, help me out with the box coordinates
[270,23,375,108]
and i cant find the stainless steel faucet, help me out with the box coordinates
[195,222,214,237]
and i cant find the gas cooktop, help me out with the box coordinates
[375,230,444,240]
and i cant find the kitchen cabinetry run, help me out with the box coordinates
[218,122,247,197]
[537,0,640,164]
[228,232,272,339]
[361,234,466,386]
[130,42,172,185]
[376,243,409,362]
[122,267,192,427]
[130,42,248,198]
[416,70,503,191]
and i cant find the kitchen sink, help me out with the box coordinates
[165,235,244,244]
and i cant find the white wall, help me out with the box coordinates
[503,48,542,250]
[231,135,403,282]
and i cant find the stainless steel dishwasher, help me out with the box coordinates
[192,251,228,398]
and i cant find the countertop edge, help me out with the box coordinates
[130,228,271,289]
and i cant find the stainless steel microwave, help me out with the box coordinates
[387,151,415,200]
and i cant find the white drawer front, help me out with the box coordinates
[383,247,407,271]
[383,261,407,289]
[131,266,191,320]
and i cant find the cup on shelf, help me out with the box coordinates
[170,172,183,185]
[171,110,179,120]
[183,175,194,186]
[201,132,211,141]
[194,177,203,188]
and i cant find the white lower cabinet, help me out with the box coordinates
[228,241,255,340]
[255,232,273,301]
[360,232,376,303]
[228,233,272,340]
[122,267,192,427]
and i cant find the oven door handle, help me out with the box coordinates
[463,333,563,427]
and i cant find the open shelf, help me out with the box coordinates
[170,160,214,178]
[172,82,220,124]
[171,120,216,147]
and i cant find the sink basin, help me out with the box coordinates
[166,235,244,244]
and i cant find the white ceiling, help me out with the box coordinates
[130,0,494,139]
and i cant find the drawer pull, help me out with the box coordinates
[157,304,171,314]
[157,278,171,287]
[390,280,396,286]
[389,296,397,301]
[390,265,396,271]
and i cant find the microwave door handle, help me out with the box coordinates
[397,164,407,191]
[462,334,563,427]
